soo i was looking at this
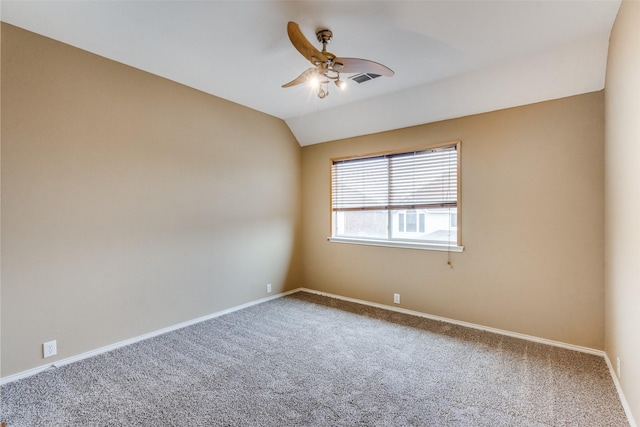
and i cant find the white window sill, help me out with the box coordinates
[327,237,464,252]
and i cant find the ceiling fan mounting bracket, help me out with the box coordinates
[316,29,333,45]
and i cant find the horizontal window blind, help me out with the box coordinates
[332,145,457,212]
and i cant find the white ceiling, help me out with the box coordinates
[1,1,620,146]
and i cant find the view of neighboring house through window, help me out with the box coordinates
[331,142,460,247]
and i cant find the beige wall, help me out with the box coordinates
[302,92,605,349]
[1,24,302,376]
[605,0,640,423]
[0,18,3,379]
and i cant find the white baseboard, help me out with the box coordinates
[298,288,604,356]
[0,289,299,386]
[604,353,638,427]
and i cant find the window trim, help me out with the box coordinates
[328,141,463,251]
[328,236,464,252]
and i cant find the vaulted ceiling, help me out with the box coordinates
[2,1,621,146]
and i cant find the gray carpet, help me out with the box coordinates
[0,291,629,426]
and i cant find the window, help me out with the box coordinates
[330,142,462,251]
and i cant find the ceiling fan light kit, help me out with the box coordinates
[282,21,394,99]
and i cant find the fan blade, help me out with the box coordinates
[282,68,319,88]
[334,57,395,77]
[287,22,328,64]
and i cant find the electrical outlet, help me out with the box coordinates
[266,283,272,293]
[43,340,57,358]
[393,293,400,304]
[616,356,621,379]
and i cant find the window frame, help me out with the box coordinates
[328,141,463,252]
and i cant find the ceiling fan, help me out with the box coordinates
[282,21,394,99]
